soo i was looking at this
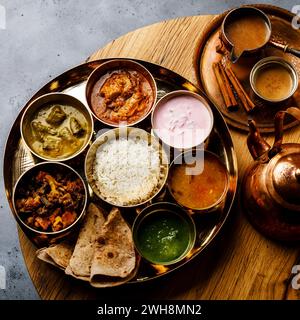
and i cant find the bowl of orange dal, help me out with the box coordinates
[168,150,229,213]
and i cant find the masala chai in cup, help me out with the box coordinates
[221,7,271,62]
[250,57,299,103]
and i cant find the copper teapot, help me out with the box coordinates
[242,107,300,241]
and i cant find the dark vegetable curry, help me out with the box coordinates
[28,104,89,159]
[15,170,85,232]
[91,69,154,125]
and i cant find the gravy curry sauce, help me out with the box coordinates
[91,69,154,125]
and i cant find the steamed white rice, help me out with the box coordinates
[94,137,162,205]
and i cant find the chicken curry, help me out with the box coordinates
[91,69,154,125]
[28,104,89,159]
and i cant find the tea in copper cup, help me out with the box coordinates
[221,7,271,63]
[250,57,298,104]
[221,6,300,63]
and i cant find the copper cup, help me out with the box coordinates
[221,6,300,63]
[250,56,299,104]
[221,6,271,63]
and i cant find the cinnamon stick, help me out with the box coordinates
[217,62,238,109]
[223,65,256,113]
[213,62,237,111]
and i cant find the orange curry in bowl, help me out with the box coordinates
[168,151,229,211]
[91,69,154,125]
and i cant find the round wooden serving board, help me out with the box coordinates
[19,10,300,300]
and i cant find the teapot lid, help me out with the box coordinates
[268,147,300,208]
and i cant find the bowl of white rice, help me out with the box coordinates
[85,127,169,207]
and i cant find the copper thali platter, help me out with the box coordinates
[4,58,238,283]
[197,4,300,133]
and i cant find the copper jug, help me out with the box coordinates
[242,107,300,241]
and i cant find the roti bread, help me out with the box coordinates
[90,207,136,287]
[36,241,74,270]
[66,203,106,278]
[36,203,138,287]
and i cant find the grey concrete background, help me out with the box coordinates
[0,0,293,300]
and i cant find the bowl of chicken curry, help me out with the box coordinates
[86,59,157,127]
[20,93,93,161]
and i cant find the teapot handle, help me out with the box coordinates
[269,107,300,158]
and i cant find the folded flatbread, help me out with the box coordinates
[90,207,136,288]
[65,202,106,280]
[36,241,74,270]
[36,203,138,287]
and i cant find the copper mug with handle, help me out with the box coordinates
[221,6,300,63]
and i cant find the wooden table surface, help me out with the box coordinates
[19,13,300,300]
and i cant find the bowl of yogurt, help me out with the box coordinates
[151,90,214,149]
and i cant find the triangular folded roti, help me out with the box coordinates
[65,203,106,279]
[90,256,140,288]
[36,241,74,270]
[90,207,136,287]
[36,203,138,287]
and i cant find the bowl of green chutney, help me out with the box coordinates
[132,202,196,265]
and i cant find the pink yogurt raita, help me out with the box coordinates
[152,93,213,149]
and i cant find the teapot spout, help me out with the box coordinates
[247,120,271,160]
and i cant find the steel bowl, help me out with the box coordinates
[132,202,196,265]
[167,149,229,214]
[12,162,88,242]
[85,127,169,207]
[20,92,94,161]
[151,90,214,150]
[85,59,157,127]
[250,56,299,104]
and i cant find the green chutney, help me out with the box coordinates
[136,210,192,264]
